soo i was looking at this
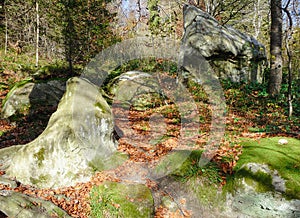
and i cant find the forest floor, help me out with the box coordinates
[0,66,299,217]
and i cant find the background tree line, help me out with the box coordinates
[0,0,299,114]
[0,0,119,74]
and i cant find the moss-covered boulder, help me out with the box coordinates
[222,137,300,217]
[90,181,154,217]
[228,137,300,198]
[1,79,66,119]
[0,77,127,188]
[108,71,163,111]
[0,191,71,218]
[156,138,300,217]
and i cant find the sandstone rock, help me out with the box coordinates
[0,77,127,188]
[108,71,164,111]
[278,138,288,145]
[225,190,300,217]
[182,5,267,83]
[1,79,66,119]
[0,191,71,218]
[222,162,300,217]
[244,163,286,193]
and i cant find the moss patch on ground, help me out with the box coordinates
[155,150,222,184]
[88,152,128,172]
[90,181,154,218]
[229,137,300,199]
[155,149,225,210]
[187,177,225,209]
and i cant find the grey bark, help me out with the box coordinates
[268,0,283,96]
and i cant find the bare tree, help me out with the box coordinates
[35,0,39,67]
[253,0,263,38]
[283,0,294,116]
[4,0,8,55]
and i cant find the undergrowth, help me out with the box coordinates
[221,79,299,134]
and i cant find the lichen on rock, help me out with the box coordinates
[0,77,127,188]
[182,5,267,83]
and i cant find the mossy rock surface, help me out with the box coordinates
[88,151,128,172]
[90,181,154,218]
[0,191,71,218]
[183,5,266,83]
[221,137,300,217]
[0,77,118,188]
[228,137,300,199]
[153,150,193,178]
[1,79,66,119]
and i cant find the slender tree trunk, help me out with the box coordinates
[268,0,283,96]
[286,36,293,117]
[64,0,74,75]
[4,1,8,55]
[253,0,262,39]
[283,0,293,117]
[35,0,39,67]
[87,0,90,54]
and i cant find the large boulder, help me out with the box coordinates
[1,79,66,119]
[182,5,267,83]
[221,137,300,217]
[108,71,163,111]
[0,191,71,218]
[0,77,127,188]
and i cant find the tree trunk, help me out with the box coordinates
[268,0,283,96]
[286,37,293,117]
[35,0,39,67]
[283,0,293,117]
[4,1,8,55]
[253,0,262,39]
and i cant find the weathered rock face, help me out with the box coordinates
[224,165,300,218]
[0,191,71,218]
[1,79,66,119]
[182,5,267,83]
[0,77,126,188]
[225,190,300,217]
[108,71,163,111]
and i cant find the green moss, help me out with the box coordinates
[33,147,45,167]
[155,150,222,184]
[2,78,33,107]
[88,152,128,172]
[51,208,66,218]
[65,171,77,181]
[30,174,49,185]
[172,150,222,183]
[187,177,225,209]
[90,181,154,218]
[94,102,108,113]
[224,168,274,197]
[237,168,273,192]
[154,150,192,178]
[229,137,300,199]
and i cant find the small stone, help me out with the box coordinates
[0,177,17,189]
[278,139,288,145]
